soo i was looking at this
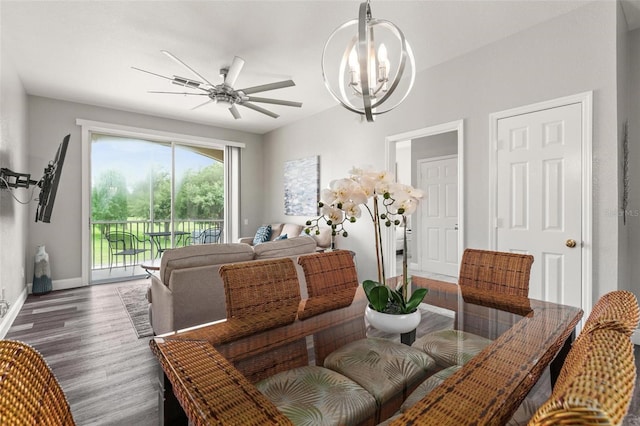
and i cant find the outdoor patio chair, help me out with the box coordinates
[104,230,148,273]
[186,228,222,245]
[0,340,76,425]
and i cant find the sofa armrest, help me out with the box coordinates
[169,265,228,331]
[150,275,175,335]
[237,237,254,245]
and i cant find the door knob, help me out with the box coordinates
[566,239,577,248]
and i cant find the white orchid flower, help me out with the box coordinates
[364,169,393,183]
[348,166,367,177]
[329,178,356,204]
[322,205,344,223]
[350,186,369,204]
[320,188,337,206]
[357,176,377,198]
[397,197,419,215]
[342,201,362,219]
[404,185,425,199]
[375,180,393,196]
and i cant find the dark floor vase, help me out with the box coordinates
[33,245,52,295]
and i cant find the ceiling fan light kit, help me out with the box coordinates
[321,0,415,122]
[133,51,302,120]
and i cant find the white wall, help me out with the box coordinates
[0,52,29,334]
[627,26,640,302]
[262,1,621,301]
[617,1,631,295]
[26,96,264,283]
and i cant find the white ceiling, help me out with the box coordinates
[2,0,634,135]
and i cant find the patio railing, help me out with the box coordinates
[91,219,224,271]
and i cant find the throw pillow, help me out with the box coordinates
[275,234,288,240]
[253,225,272,245]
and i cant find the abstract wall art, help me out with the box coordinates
[284,155,319,216]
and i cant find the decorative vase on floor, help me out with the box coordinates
[33,245,52,295]
[365,305,421,334]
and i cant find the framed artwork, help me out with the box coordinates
[284,155,319,216]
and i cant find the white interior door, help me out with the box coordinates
[495,103,583,308]
[418,155,459,277]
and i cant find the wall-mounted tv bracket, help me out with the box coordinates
[0,168,40,189]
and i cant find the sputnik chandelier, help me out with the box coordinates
[321,0,415,122]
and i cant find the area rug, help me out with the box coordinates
[117,284,153,338]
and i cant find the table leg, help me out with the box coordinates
[550,329,575,388]
[159,370,188,425]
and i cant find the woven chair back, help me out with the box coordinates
[459,248,534,297]
[297,250,359,320]
[0,340,75,426]
[529,328,636,425]
[220,257,301,322]
[581,290,639,337]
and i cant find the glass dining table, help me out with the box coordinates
[150,276,583,425]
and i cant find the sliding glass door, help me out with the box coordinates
[90,133,225,283]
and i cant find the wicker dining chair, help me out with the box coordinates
[412,248,534,367]
[0,340,75,426]
[458,248,534,297]
[219,259,379,425]
[297,250,359,320]
[551,289,639,393]
[580,289,639,337]
[219,257,301,335]
[528,328,636,426]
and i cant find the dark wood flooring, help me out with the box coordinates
[4,280,640,425]
[5,280,158,426]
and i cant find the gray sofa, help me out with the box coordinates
[239,222,332,250]
[147,236,318,335]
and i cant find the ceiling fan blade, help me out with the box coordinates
[191,99,215,111]
[238,80,295,95]
[224,56,245,87]
[132,67,174,82]
[246,96,302,108]
[229,104,241,120]
[161,50,216,87]
[148,91,209,95]
[240,102,279,119]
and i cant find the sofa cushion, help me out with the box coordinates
[280,223,303,238]
[253,224,272,245]
[268,223,285,240]
[253,236,316,259]
[160,243,255,285]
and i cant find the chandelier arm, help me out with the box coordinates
[370,21,412,111]
[358,1,374,122]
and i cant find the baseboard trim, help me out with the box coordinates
[27,276,87,294]
[0,287,28,339]
[632,329,640,345]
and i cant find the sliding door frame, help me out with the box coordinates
[77,119,244,285]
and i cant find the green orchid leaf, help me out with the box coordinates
[405,288,428,313]
[368,286,389,312]
[362,280,381,298]
[389,288,404,306]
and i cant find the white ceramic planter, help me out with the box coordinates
[365,305,421,334]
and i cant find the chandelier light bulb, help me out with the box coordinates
[321,0,415,122]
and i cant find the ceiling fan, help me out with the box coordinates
[132,51,302,119]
